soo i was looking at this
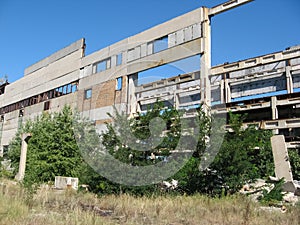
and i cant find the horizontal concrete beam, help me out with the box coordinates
[209,0,254,16]
[135,72,199,93]
[24,38,85,76]
[211,46,300,75]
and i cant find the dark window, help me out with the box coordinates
[19,109,24,117]
[44,101,50,111]
[3,145,9,158]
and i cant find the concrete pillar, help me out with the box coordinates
[200,7,211,111]
[271,135,293,182]
[174,92,179,109]
[220,80,225,104]
[271,96,279,134]
[286,66,293,94]
[225,77,231,103]
[0,121,3,157]
[15,133,32,181]
[271,96,278,119]
[128,74,138,115]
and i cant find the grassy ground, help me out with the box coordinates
[0,179,299,225]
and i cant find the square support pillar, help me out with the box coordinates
[15,133,32,181]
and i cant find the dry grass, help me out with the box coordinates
[0,179,299,225]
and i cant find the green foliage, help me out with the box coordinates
[209,113,274,195]
[170,112,274,196]
[99,102,184,194]
[100,105,275,196]
[0,159,14,179]
[102,102,181,167]
[288,148,300,180]
[8,106,87,186]
[6,103,277,198]
[259,178,284,205]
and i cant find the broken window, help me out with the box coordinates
[67,84,72,94]
[0,115,4,122]
[116,77,123,90]
[127,47,141,62]
[2,145,8,158]
[0,80,79,115]
[94,58,111,73]
[153,36,168,53]
[71,83,78,93]
[85,89,92,99]
[138,54,200,85]
[19,109,24,117]
[44,101,50,111]
[116,53,122,66]
[63,85,67,95]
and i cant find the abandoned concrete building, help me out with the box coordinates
[1,0,300,157]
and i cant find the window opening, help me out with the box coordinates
[116,53,122,66]
[153,36,168,53]
[116,77,123,90]
[85,89,92,99]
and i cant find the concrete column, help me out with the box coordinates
[0,121,3,157]
[271,96,279,134]
[15,133,32,181]
[271,96,278,120]
[174,92,179,109]
[200,7,211,111]
[286,66,293,94]
[225,78,231,103]
[127,74,138,115]
[220,80,225,104]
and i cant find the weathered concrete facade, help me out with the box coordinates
[1,0,300,155]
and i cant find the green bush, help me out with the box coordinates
[289,148,300,180]
[259,178,284,205]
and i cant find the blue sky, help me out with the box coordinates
[0,0,299,83]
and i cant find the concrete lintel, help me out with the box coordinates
[209,0,254,17]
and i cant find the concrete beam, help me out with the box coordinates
[211,47,300,75]
[25,38,85,76]
[209,0,254,17]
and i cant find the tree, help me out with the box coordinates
[289,148,300,180]
[100,102,211,194]
[8,106,85,184]
[208,113,274,195]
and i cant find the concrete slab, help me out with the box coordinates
[55,176,78,190]
[271,135,294,183]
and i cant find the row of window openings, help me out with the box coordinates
[0,101,51,123]
[92,36,168,75]
[93,53,122,74]
[127,36,169,62]
[128,23,202,62]
[91,23,201,75]
[0,81,78,115]
[84,77,123,99]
